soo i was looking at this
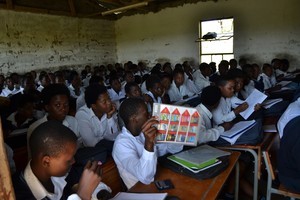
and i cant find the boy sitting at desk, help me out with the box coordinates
[13,120,111,200]
[112,98,183,189]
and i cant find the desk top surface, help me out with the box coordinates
[129,151,240,200]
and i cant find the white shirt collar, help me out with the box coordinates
[199,103,212,119]
[24,161,67,200]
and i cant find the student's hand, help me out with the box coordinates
[220,122,233,131]
[254,103,261,111]
[143,94,153,103]
[234,102,248,115]
[142,117,159,152]
[77,160,102,200]
[107,104,116,119]
[183,95,189,99]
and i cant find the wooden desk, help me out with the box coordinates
[129,151,240,200]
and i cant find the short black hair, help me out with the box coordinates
[125,82,139,94]
[109,76,119,86]
[85,84,107,108]
[173,68,184,77]
[30,120,77,158]
[216,76,234,87]
[42,84,70,105]
[201,86,222,107]
[199,62,210,71]
[145,75,161,91]
[89,75,104,85]
[119,98,146,127]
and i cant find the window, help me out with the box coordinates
[198,17,234,65]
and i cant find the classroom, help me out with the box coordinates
[0,0,300,199]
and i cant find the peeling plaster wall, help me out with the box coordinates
[0,10,116,75]
[115,0,300,70]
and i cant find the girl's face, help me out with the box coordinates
[174,73,184,87]
[219,80,235,98]
[234,78,244,93]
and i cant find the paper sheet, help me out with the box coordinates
[110,192,168,200]
[239,89,267,119]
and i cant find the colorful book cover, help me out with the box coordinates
[152,103,201,146]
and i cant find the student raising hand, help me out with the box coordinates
[142,117,159,152]
[77,160,102,200]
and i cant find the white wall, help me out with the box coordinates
[0,10,117,75]
[115,0,300,70]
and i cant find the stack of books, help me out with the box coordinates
[167,145,230,173]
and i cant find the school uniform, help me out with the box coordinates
[212,96,243,125]
[193,70,211,93]
[277,97,300,138]
[0,86,21,97]
[36,85,44,92]
[140,81,148,94]
[27,114,81,158]
[146,91,162,113]
[68,84,84,99]
[76,93,85,111]
[112,127,183,189]
[278,116,300,193]
[107,88,126,110]
[6,112,36,130]
[75,105,119,147]
[260,73,274,90]
[195,104,225,144]
[184,73,198,94]
[168,81,194,102]
[241,80,255,99]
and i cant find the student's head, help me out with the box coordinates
[162,62,172,75]
[238,57,247,68]
[242,64,254,80]
[89,75,104,86]
[209,62,217,73]
[146,75,163,97]
[217,77,235,98]
[281,59,289,72]
[262,63,273,77]
[173,68,185,87]
[159,72,172,91]
[229,59,238,69]
[252,64,261,79]
[30,120,77,177]
[85,84,112,115]
[227,68,245,93]
[201,86,222,109]
[69,71,81,88]
[109,76,121,92]
[17,94,35,119]
[42,84,70,121]
[6,76,14,89]
[218,60,229,76]
[271,58,281,69]
[125,82,142,98]
[21,75,36,92]
[39,73,50,87]
[199,62,212,77]
[124,71,135,83]
[119,98,148,135]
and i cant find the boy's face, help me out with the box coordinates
[174,73,184,87]
[234,77,244,92]
[46,95,69,121]
[128,85,142,98]
[93,92,112,114]
[111,79,121,92]
[264,67,273,77]
[151,83,163,97]
[220,80,235,98]
[133,104,149,136]
[47,141,76,177]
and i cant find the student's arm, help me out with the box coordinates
[212,101,236,125]
[104,106,119,141]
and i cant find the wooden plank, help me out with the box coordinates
[68,0,76,17]
[0,118,16,200]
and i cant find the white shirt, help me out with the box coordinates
[141,81,148,94]
[277,98,300,138]
[146,91,162,113]
[241,80,255,99]
[68,84,84,99]
[184,73,198,94]
[212,96,244,125]
[168,81,194,102]
[260,73,273,90]
[112,127,183,189]
[75,105,119,147]
[193,70,211,93]
[0,86,22,97]
[36,85,44,92]
[27,114,81,158]
[196,104,225,144]
[108,88,126,110]
[76,93,86,111]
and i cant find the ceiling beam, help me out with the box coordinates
[6,0,13,9]
[68,0,76,17]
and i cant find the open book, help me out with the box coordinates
[110,192,168,200]
[152,103,201,146]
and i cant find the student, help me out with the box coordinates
[107,76,126,110]
[196,86,233,144]
[0,76,21,97]
[68,70,84,99]
[159,72,172,104]
[27,84,81,159]
[124,82,142,98]
[229,59,238,70]
[168,68,194,103]
[261,63,278,91]
[36,73,50,92]
[75,84,119,152]
[193,62,212,94]
[145,75,163,113]
[212,77,263,145]
[112,98,183,189]
[13,120,109,200]
[121,71,135,89]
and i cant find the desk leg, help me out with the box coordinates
[234,161,239,200]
